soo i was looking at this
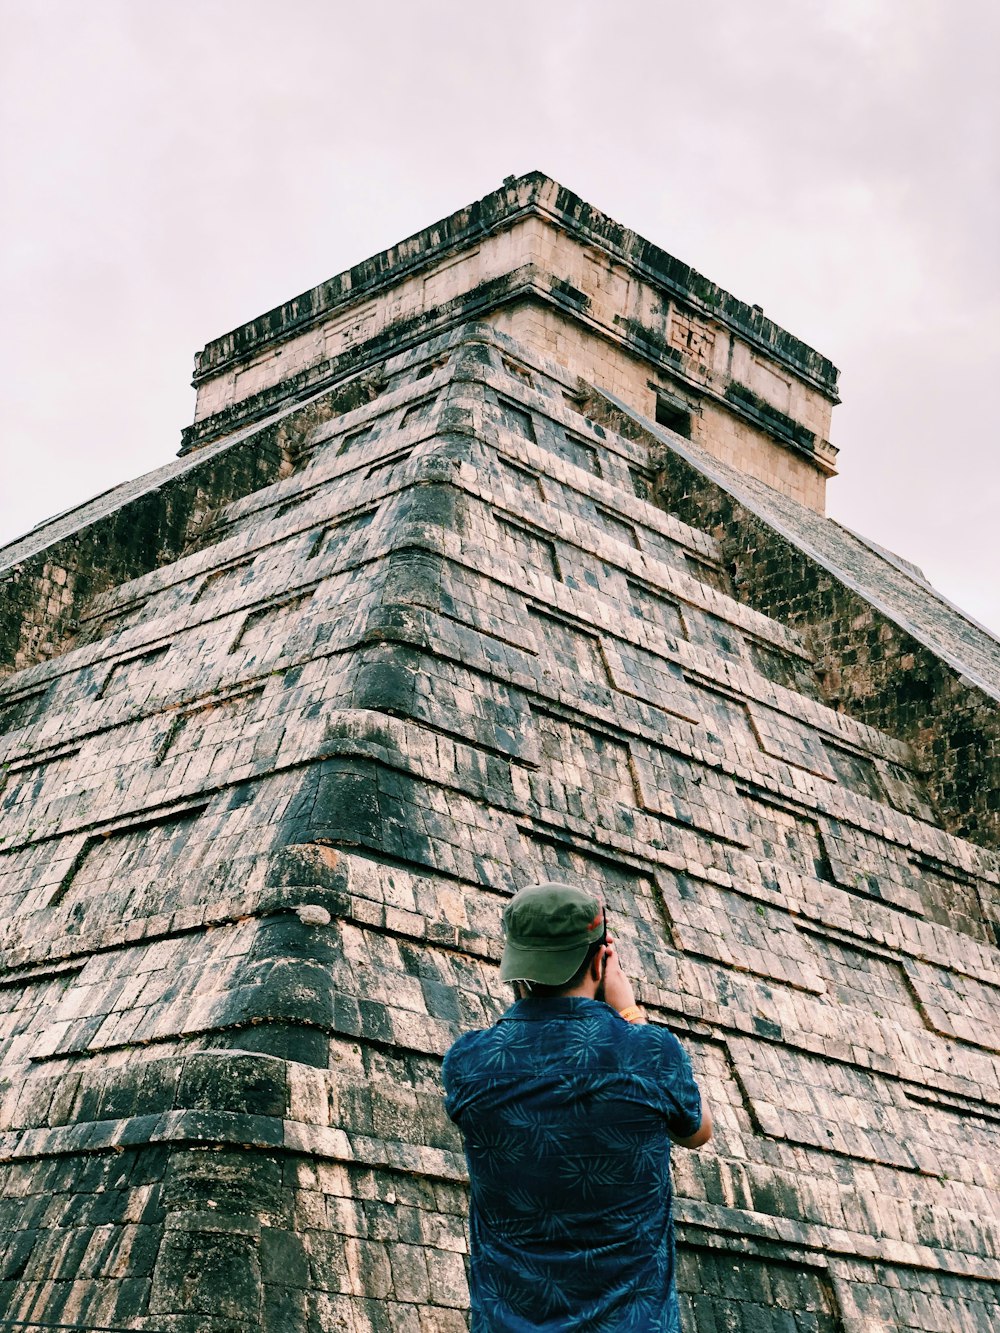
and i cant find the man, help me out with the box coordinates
[443,881,711,1332]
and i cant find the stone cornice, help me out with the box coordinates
[192,172,840,401]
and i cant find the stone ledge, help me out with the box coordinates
[675,1199,1000,1281]
[0,1105,993,1281]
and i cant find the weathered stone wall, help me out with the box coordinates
[0,324,997,1330]
[719,510,1000,856]
[623,415,1000,860]
[0,372,385,681]
[489,300,832,511]
[0,442,286,679]
[184,173,838,513]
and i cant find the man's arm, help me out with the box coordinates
[669,1104,712,1149]
[602,936,713,1149]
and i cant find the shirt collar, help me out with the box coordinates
[498,996,615,1022]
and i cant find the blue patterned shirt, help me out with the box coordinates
[443,996,702,1332]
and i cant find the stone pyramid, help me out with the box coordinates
[1,175,998,1332]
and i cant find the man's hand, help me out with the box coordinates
[599,937,638,1013]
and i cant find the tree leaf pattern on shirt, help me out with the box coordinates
[443,996,703,1333]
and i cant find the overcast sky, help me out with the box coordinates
[2,0,998,633]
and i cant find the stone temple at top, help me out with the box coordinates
[0,174,998,1332]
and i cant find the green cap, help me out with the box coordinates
[500,882,606,985]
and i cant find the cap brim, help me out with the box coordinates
[499,938,592,985]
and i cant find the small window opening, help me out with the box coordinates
[502,357,534,386]
[655,394,692,438]
[416,355,449,380]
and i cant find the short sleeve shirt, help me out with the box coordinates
[442,996,702,1333]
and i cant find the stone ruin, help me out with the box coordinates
[0,173,998,1331]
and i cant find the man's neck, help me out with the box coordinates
[516,982,602,1002]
